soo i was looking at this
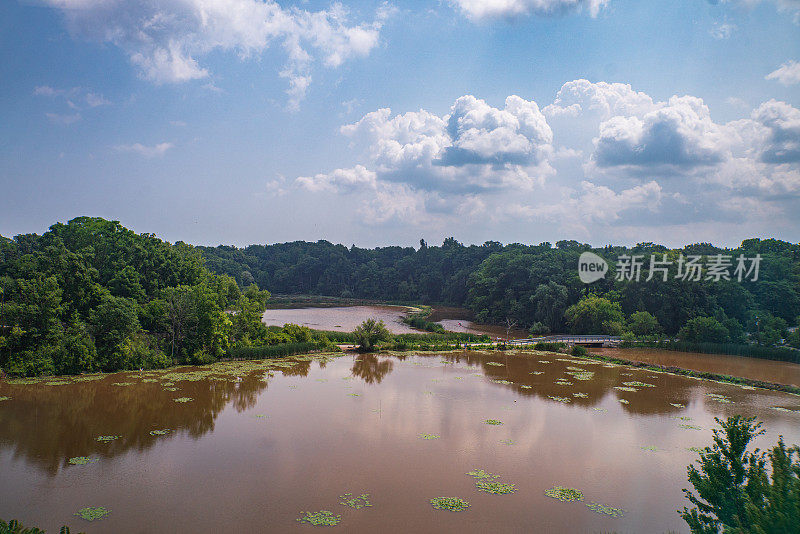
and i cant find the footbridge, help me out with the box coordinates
[509,335,621,348]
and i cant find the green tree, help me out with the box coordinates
[628,311,662,337]
[679,317,730,343]
[563,295,625,335]
[680,416,800,533]
[353,318,391,351]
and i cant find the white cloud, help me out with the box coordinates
[45,112,82,125]
[296,165,377,192]
[592,95,728,171]
[709,22,736,39]
[42,0,392,109]
[451,0,608,21]
[544,79,656,119]
[766,60,800,85]
[114,142,174,157]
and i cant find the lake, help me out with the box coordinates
[1,350,799,532]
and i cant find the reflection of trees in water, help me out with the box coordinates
[351,354,394,384]
[434,351,695,415]
[280,360,311,377]
[0,371,269,476]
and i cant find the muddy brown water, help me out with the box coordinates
[262,305,420,334]
[595,347,800,387]
[1,351,799,533]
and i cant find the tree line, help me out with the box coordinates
[200,238,800,347]
[0,218,319,377]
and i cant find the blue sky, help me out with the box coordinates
[1,0,798,248]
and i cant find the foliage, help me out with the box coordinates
[680,415,800,533]
[628,311,662,336]
[564,295,625,335]
[0,217,271,376]
[0,519,82,534]
[678,317,731,344]
[429,497,470,511]
[296,511,341,526]
[352,318,391,351]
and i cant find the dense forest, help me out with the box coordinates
[0,218,319,377]
[200,238,800,345]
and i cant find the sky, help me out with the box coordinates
[0,0,799,249]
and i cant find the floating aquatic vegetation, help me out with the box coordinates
[771,406,799,413]
[149,429,171,436]
[141,378,158,383]
[75,507,110,521]
[687,447,704,453]
[537,361,552,364]
[288,385,298,390]
[296,510,341,526]
[95,435,120,442]
[454,376,464,380]
[548,396,571,403]
[44,380,71,386]
[339,493,371,509]
[430,497,470,512]
[592,407,607,413]
[621,373,633,376]
[566,371,594,381]
[485,362,505,367]
[572,392,588,398]
[499,439,515,446]
[674,416,693,421]
[520,385,532,389]
[492,379,512,385]
[640,446,658,452]
[173,397,193,403]
[586,502,624,518]
[614,386,638,392]
[111,382,133,386]
[72,374,106,382]
[738,385,756,391]
[315,378,328,383]
[483,419,503,425]
[68,456,97,465]
[466,469,499,480]
[566,366,585,372]
[529,371,544,375]
[556,358,587,364]
[679,424,702,430]
[0,396,10,401]
[670,403,685,408]
[618,399,630,405]
[255,414,268,418]
[544,486,583,502]
[419,433,440,440]
[476,481,516,494]
[706,393,733,404]
[163,387,179,392]
[555,379,574,386]
[348,393,360,397]
[161,382,174,387]
[623,381,655,388]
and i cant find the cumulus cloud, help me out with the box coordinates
[451,0,608,21]
[114,142,174,157]
[333,95,553,193]
[766,60,800,85]
[592,96,728,171]
[296,165,377,192]
[544,79,655,119]
[751,99,800,164]
[42,0,392,109]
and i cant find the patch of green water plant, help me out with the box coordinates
[679,424,702,430]
[485,362,505,367]
[572,392,588,398]
[520,384,532,389]
[640,445,658,452]
[339,493,371,509]
[529,371,544,375]
[111,382,133,387]
[618,399,630,405]
[670,403,685,408]
[173,397,193,403]
[623,381,655,388]
[706,393,733,403]
[499,439,515,446]
[476,481,516,494]
[430,497,470,511]
[548,396,571,403]
[0,396,10,401]
[296,510,341,526]
[68,456,97,465]
[419,433,440,440]
[614,386,638,392]
[592,407,607,413]
[483,419,503,425]
[163,387,178,391]
[149,429,171,436]
[95,435,120,442]
[586,502,624,518]
[544,486,583,502]
[75,507,110,521]
[466,469,499,480]
[492,379,512,385]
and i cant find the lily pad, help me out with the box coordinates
[483,419,503,425]
[339,493,371,509]
[430,497,470,512]
[586,502,624,518]
[75,507,111,521]
[68,456,97,465]
[173,397,193,403]
[544,486,583,502]
[95,435,120,442]
[476,481,516,494]
[296,510,341,526]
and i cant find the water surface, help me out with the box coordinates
[1,351,799,533]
